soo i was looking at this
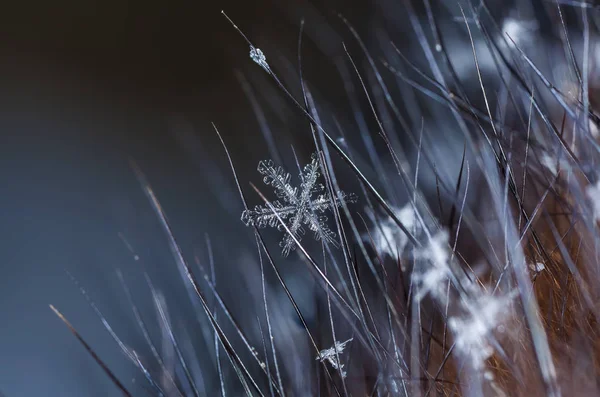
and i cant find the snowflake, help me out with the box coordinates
[242,152,357,256]
[316,338,353,378]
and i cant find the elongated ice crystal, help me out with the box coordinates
[242,152,357,256]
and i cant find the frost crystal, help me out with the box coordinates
[316,338,353,378]
[242,153,357,256]
[250,46,269,72]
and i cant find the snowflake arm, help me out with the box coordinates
[241,201,297,228]
[257,160,298,204]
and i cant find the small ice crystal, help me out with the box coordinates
[413,231,451,301]
[316,338,353,378]
[502,18,537,45]
[529,262,545,274]
[250,46,269,72]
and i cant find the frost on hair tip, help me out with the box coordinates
[241,152,357,256]
[220,10,270,72]
[250,46,270,72]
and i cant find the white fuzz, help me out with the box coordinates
[539,152,571,176]
[586,180,600,222]
[413,230,451,301]
[368,203,421,260]
[449,291,516,370]
[529,262,545,273]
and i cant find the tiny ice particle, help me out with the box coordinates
[316,338,353,378]
[250,46,269,72]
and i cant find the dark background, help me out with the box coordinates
[0,0,378,395]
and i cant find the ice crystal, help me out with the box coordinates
[250,46,270,72]
[502,18,537,45]
[316,338,353,378]
[529,261,545,274]
[242,152,357,256]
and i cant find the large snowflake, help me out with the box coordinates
[242,152,356,256]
